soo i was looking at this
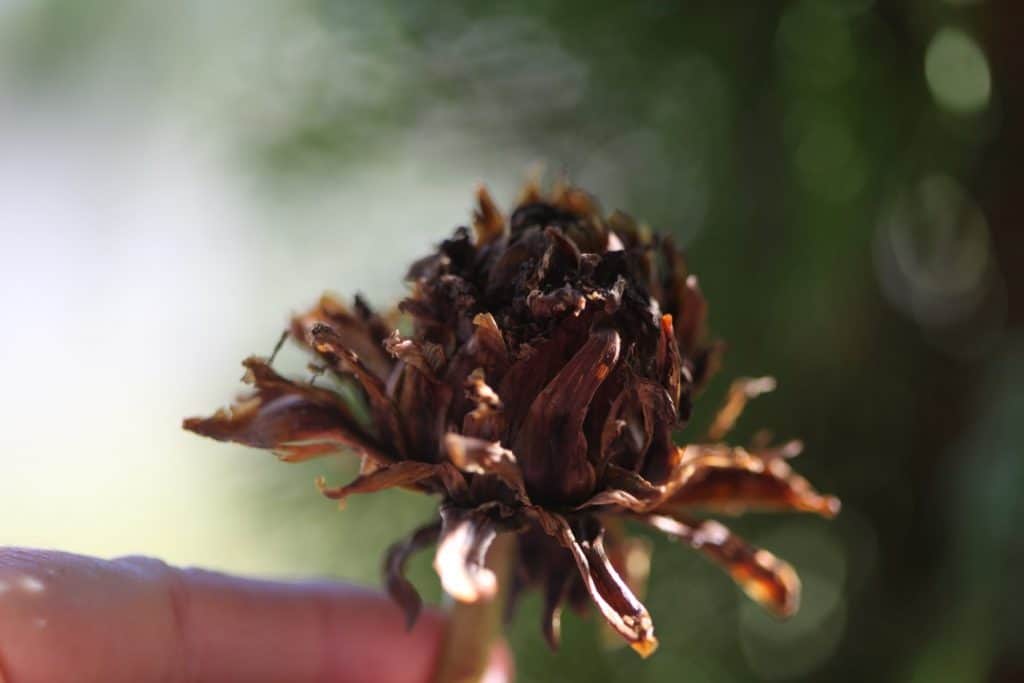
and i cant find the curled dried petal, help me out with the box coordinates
[316,461,465,505]
[383,520,442,629]
[443,433,528,502]
[661,445,841,518]
[384,331,446,379]
[515,328,621,504]
[472,185,505,246]
[576,465,664,512]
[461,370,506,442]
[434,508,501,603]
[468,313,509,372]
[556,516,658,657]
[643,514,801,618]
[526,285,587,318]
[291,294,392,379]
[597,521,654,650]
[309,322,409,457]
[706,376,777,441]
[182,357,388,464]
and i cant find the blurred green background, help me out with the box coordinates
[1,0,1021,680]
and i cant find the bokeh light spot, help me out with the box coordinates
[875,174,993,327]
[925,28,991,115]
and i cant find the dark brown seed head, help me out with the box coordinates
[184,181,838,657]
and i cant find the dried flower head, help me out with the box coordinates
[184,180,839,657]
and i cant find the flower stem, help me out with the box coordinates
[433,533,515,683]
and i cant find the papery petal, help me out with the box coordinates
[309,322,409,458]
[466,313,510,375]
[526,285,587,318]
[461,369,507,442]
[182,357,389,464]
[497,315,589,440]
[601,375,677,478]
[656,314,683,410]
[576,465,663,512]
[537,227,583,284]
[383,520,442,629]
[706,376,777,441]
[472,185,505,246]
[316,460,465,504]
[434,508,501,603]
[660,445,840,518]
[515,328,620,504]
[598,520,654,650]
[291,294,392,379]
[384,331,446,379]
[443,433,527,502]
[555,516,658,657]
[643,514,801,617]
[385,331,453,461]
[444,314,510,434]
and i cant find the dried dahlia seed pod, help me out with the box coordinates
[184,182,839,658]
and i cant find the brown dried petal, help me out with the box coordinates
[597,520,654,650]
[383,520,442,629]
[182,357,388,464]
[660,445,840,518]
[316,461,464,504]
[461,370,506,442]
[309,322,409,458]
[472,185,505,246]
[577,465,664,512]
[706,376,777,442]
[644,514,801,617]
[443,433,527,500]
[468,313,509,374]
[527,285,587,319]
[515,328,620,504]
[434,508,501,603]
[602,376,676,476]
[656,314,683,410]
[384,328,454,462]
[556,517,658,657]
[384,331,447,379]
[291,294,392,379]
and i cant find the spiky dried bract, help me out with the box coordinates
[184,183,839,657]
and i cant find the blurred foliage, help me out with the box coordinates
[2,0,1022,680]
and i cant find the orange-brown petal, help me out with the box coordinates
[182,357,388,464]
[309,322,409,458]
[660,445,840,518]
[706,376,777,441]
[443,433,527,503]
[291,294,393,379]
[643,514,801,617]
[316,460,463,505]
[472,185,506,246]
[555,516,658,657]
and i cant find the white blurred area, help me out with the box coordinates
[0,0,561,573]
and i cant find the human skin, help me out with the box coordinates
[0,548,511,683]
